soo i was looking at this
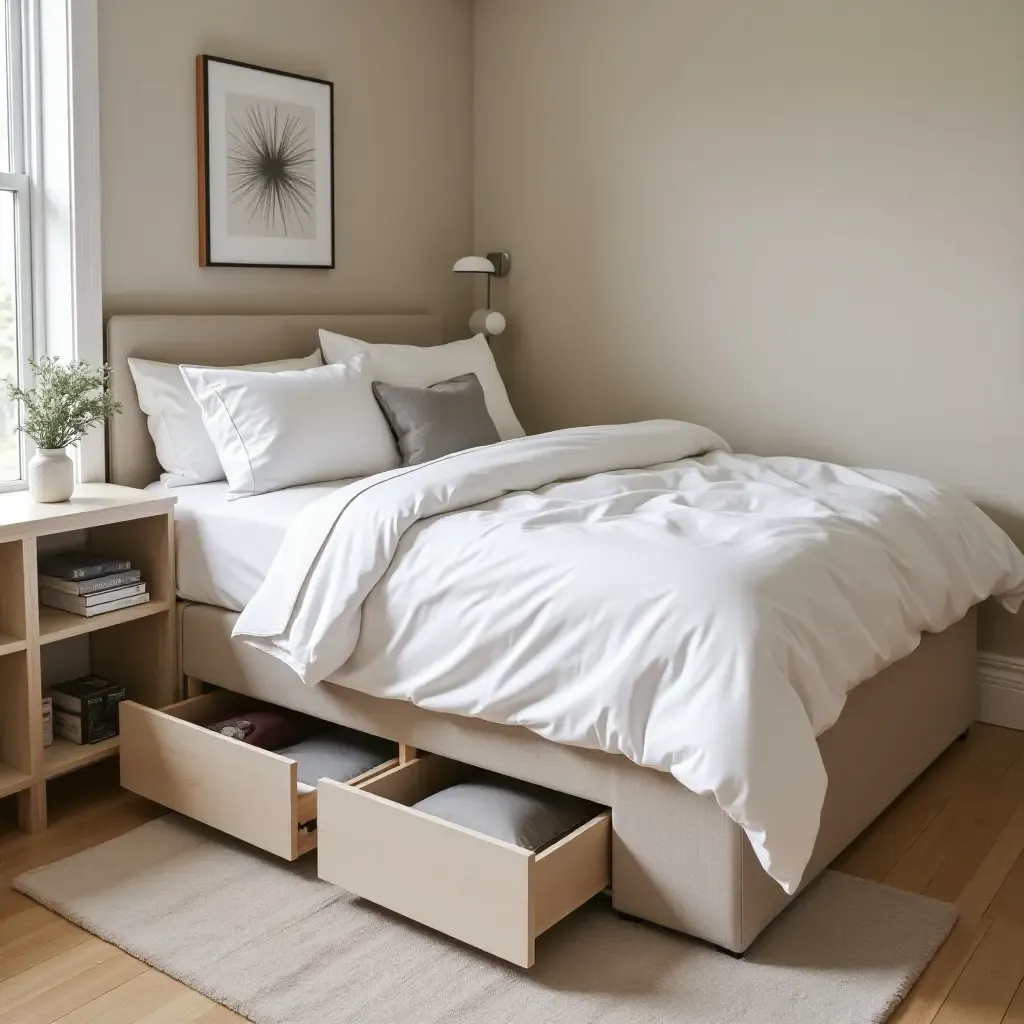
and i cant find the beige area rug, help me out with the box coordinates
[15,815,955,1024]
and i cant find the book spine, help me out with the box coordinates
[50,690,84,715]
[40,591,150,617]
[39,584,146,609]
[81,584,147,608]
[76,570,142,595]
[41,698,53,747]
[53,710,84,744]
[38,570,142,596]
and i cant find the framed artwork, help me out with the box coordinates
[196,55,335,268]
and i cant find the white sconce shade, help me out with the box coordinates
[453,255,496,274]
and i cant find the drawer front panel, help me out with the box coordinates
[318,775,534,966]
[120,698,304,860]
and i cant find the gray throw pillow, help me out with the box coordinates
[275,726,397,788]
[411,774,599,851]
[371,373,500,466]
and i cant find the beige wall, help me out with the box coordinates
[474,0,1024,655]
[98,0,474,338]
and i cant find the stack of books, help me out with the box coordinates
[50,676,126,744]
[38,552,150,618]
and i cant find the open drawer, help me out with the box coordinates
[120,692,398,860]
[317,754,611,967]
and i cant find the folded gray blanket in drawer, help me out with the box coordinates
[276,727,397,790]
[411,775,601,851]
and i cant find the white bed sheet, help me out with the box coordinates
[147,480,357,611]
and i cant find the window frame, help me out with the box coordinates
[1,0,34,493]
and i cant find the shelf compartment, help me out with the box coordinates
[43,735,120,780]
[0,649,32,787]
[0,631,26,656]
[39,598,170,645]
[0,540,27,648]
[0,761,32,799]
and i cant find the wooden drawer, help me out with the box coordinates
[120,692,397,860]
[317,755,610,967]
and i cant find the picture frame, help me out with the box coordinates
[196,55,335,269]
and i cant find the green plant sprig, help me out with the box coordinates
[4,356,122,450]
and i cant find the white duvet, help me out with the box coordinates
[234,421,1024,892]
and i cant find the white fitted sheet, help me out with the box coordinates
[148,480,356,611]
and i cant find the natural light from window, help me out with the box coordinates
[1,0,24,483]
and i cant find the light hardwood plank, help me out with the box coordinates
[924,754,1024,903]
[0,914,86,972]
[885,729,1024,894]
[986,848,1024,930]
[0,952,149,1024]
[955,803,1024,927]
[0,904,52,946]
[888,917,991,1024]
[930,918,1024,1024]
[1002,979,1024,1024]
[53,969,192,1024]
[0,938,123,1017]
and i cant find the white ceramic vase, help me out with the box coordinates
[28,448,74,503]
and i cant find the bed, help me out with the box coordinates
[107,312,996,953]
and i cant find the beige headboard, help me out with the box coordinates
[106,313,442,489]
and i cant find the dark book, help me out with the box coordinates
[38,569,142,595]
[50,676,126,744]
[37,552,131,582]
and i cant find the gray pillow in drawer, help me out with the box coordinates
[411,775,599,851]
[275,727,397,789]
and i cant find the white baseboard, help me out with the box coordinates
[977,652,1024,730]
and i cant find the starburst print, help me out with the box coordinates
[227,101,315,235]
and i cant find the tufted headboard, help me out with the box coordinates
[105,313,442,488]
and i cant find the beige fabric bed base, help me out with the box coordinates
[179,601,976,953]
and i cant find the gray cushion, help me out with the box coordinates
[411,774,599,851]
[371,373,500,466]
[275,727,397,788]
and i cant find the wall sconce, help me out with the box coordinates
[453,251,510,337]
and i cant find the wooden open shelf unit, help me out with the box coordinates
[0,484,177,833]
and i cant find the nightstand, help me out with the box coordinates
[0,483,177,834]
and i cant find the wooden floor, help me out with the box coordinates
[1,725,1024,1023]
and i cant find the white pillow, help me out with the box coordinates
[318,331,524,441]
[128,351,323,487]
[181,355,399,500]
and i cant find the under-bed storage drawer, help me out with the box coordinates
[317,755,611,967]
[119,692,397,860]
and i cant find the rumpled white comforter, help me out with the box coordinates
[234,420,1024,892]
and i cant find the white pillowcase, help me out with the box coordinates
[318,331,524,441]
[128,351,323,487]
[181,355,399,500]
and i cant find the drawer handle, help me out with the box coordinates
[298,819,317,835]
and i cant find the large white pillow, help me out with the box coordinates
[128,351,323,487]
[318,331,524,441]
[181,355,399,500]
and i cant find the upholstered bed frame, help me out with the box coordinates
[106,313,977,953]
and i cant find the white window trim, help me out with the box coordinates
[0,169,33,494]
[21,0,103,484]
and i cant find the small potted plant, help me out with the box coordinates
[4,357,122,503]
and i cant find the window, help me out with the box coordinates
[0,0,31,487]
